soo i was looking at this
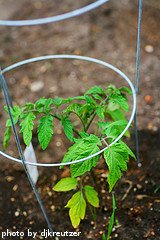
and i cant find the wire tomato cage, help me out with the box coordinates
[0,0,109,26]
[0,54,136,166]
[0,0,143,236]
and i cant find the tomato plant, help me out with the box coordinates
[3,84,135,229]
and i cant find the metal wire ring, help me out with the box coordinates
[0,54,136,167]
[0,0,109,26]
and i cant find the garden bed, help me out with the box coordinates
[0,0,159,239]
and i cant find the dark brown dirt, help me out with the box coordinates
[0,0,160,239]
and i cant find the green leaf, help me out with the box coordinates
[119,86,132,95]
[71,96,86,101]
[63,103,82,115]
[107,102,119,112]
[53,96,72,108]
[120,141,136,159]
[96,105,105,120]
[102,233,107,240]
[20,112,36,146]
[24,102,35,110]
[79,132,89,138]
[70,149,100,178]
[61,135,101,177]
[62,134,101,177]
[107,193,116,240]
[53,96,63,108]
[84,95,96,106]
[98,120,128,140]
[35,98,53,113]
[5,106,21,127]
[61,115,74,141]
[79,102,95,124]
[109,93,129,112]
[3,106,21,148]
[85,86,105,95]
[106,84,116,94]
[53,177,78,192]
[84,185,99,207]
[106,108,126,121]
[105,120,127,131]
[38,115,54,150]
[3,127,12,149]
[65,191,86,228]
[104,142,129,191]
[92,94,103,101]
[106,109,130,138]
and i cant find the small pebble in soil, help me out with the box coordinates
[30,81,44,92]
[13,184,18,191]
[6,176,15,182]
[115,233,118,238]
[57,129,62,135]
[144,95,153,104]
[68,71,77,81]
[144,45,154,53]
[10,197,15,202]
[138,162,142,168]
[99,230,103,235]
[101,189,106,194]
[56,141,61,147]
[90,221,95,225]
[86,234,93,239]
[136,184,142,189]
[50,205,55,211]
[136,194,148,200]
[15,211,20,217]
[103,206,108,211]
[23,211,27,216]
[136,216,142,224]
[101,173,108,178]
[21,76,30,87]
[133,187,137,192]
[48,191,52,197]
[49,86,58,93]
[40,65,47,73]
[13,226,16,229]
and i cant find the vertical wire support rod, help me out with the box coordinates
[134,0,143,166]
[0,70,59,240]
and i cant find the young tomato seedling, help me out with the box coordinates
[3,84,135,229]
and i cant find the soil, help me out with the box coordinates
[0,0,160,240]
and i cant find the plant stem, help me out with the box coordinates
[86,112,97,131]
[86,96,108,132]
[72,112,86,132]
